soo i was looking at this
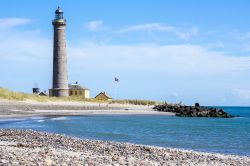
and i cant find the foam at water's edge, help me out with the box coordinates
[0,118,27,122]
[50,117,68,121]
[29,117,46,120]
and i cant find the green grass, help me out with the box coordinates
[0,88,31,101]
[0,88,90,102]
[111,99,162,105]
[0,88,161,105]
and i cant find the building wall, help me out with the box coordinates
[69,89,90,99]
[49,89,52,97]
[84,90,90,99]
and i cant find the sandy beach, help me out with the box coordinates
[0,129,249,166]
[0,100,175,119]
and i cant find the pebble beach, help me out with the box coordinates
[0,129,249,166]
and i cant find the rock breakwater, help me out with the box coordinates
[153,103,234,118]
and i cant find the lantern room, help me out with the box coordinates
[55,6,64,20]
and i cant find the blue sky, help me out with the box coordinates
[0,0,250,105]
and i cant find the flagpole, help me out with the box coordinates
[114,77,119,100]
[115,80,117,100]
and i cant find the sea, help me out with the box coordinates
[0,107,249,156]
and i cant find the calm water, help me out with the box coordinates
[0,107,249,156]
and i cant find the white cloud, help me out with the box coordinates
[231,89,250,99]
[85,20,104,31]
[175,27,198,40]
[118,23,174,32]
[117,23,198,40]
[68,43,250,105]
[168,92,179,98]
[0,18,31,29]
[0,29,51,62]
[233,31,250,40]
[69,43,250,75]
[207,41,225,49]
[0,26,52,94]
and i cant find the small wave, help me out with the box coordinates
[50,117,68,121]
[232,116,246,119]
[0,118,27,125]
[96,132,128,138]
[29,117,45,120]
[0,118,26,122]
[37,120,44,122]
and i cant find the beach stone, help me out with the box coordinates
[45,158,53,165]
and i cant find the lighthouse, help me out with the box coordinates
[51,7,69,97]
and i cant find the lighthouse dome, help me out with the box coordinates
[53,6,65,22]
[55,6,63,13]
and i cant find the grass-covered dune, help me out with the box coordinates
[0,88,36,101]
[0,88,85,102]
[0,88,159,105]
[111,99,160,105]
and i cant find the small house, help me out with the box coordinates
[32,88,47,96]
[69,82,90,99]
[38,91,47,96]
[95,92,112,101]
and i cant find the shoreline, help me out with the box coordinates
[0,111,175,120]
[0,129,249,165]
[0,100,175,119]
[0,109,175,120]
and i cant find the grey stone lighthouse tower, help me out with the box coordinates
[51,7,69,97]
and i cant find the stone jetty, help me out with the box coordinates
[0,129,249,165]
[153,103,234,118]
